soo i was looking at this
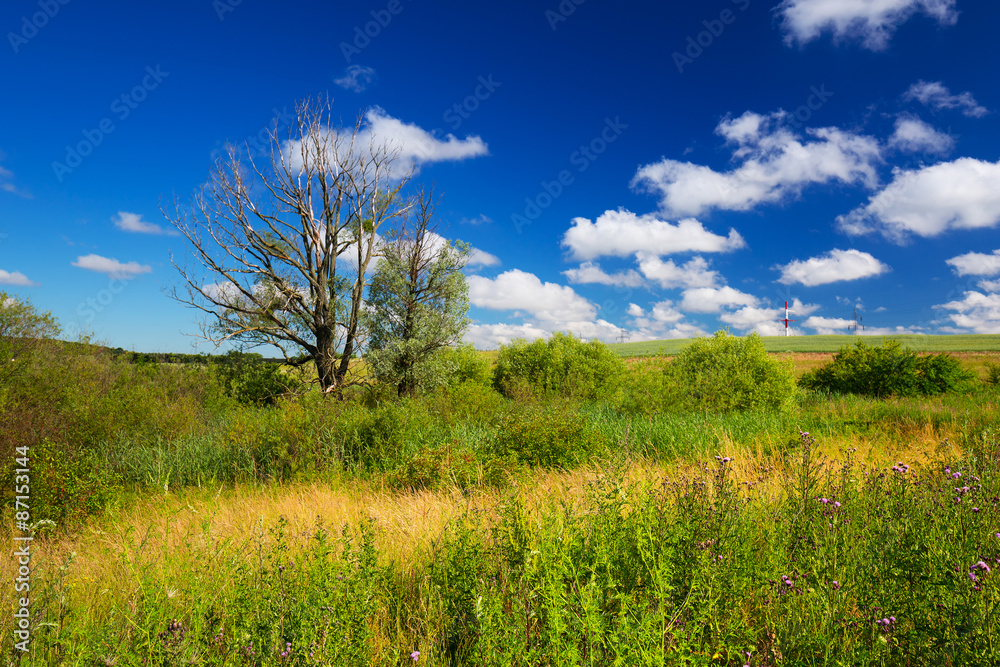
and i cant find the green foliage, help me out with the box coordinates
[213,350,303,406]
[439,343,492,387]
[800,338,978,397]
[488,401,607,468]
[492,332,625,400]
[635,331,798,413]
[363,212,471,397]
[0,291,60,387]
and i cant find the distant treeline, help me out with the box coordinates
[104,347,289,365]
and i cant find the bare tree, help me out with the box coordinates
[165,97,413,395]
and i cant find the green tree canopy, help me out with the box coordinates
[363,191,471,397]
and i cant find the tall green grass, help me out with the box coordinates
[12,433,998,665]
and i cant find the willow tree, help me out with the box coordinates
[166,97,413,394]
[363,190,471,397]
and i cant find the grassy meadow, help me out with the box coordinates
[2,334,999,665]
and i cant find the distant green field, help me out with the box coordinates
[608,334,1000,356]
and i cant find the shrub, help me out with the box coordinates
[440,343,492,387]
[212,351,303,406]
[488,401,606,467]
[800,338,977,398]
[658,331,798,412]
[492,332,625,400]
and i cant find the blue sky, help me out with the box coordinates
[2,0,1000,352]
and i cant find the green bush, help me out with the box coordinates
[800,338,977,398]
[488,401,606,467]
[657,331,798,413]
[492,332,625,400]
[440,343,493,387]
[212,350,303,406]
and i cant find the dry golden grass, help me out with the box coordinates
[1,428,969,633]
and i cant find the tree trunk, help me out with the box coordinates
[314,326,340,395]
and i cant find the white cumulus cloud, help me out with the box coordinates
[113,211,177,235]
[562,262,645,288]
[562,209,744,261]
[778,249,890,286]
[72,254,152,277]
[467,269,596,323]
[838,158,1000,240]
[0,269,36,286]
[936,291,1000,333]
[904,80,988,118]
[632,112,882,218]
[946,249,1000,276]
[679,286,759,313]
[283,108,488,180]
[636,254,720,289]
[777,0,958,50]
[888,116,954,154]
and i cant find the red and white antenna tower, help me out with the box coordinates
[780,301,795,337]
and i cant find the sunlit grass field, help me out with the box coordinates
[3,335,1000,665]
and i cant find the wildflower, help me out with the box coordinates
[952,472,962,479]
[832,580,841,590]
[833,501,841,509]
[411,651,420,662]
[968,572,978,583]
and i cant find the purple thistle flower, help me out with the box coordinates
[833,501,841,509]
[832,580,841,590]
[411,651,420,662]
[968,572,978,582]
[952,472,962,479]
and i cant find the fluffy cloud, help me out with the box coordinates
[283,108,487,179]
[467,269,596,323]
[978,278,1000,292]
[838,158,1000,240]
[463,322,550,349]
[717,299,821,336]
[904,81,988,118]
[467,247,501,267]
[626,299,706,340]
[946,249,1000,276]
[333,65,376,92]
[776,0,957,50]
[936,291,1000,333]
[562,262,644,288]
[888,117,954,154]
[632,112,882,217]
[71,254,152,277]
[778,249,890,286]
[636,254,719,289]
[113,211,177,235]
[679,286,758,313]
[0,269,35,286]
[801,315,855,334]
[562,209,744,261]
